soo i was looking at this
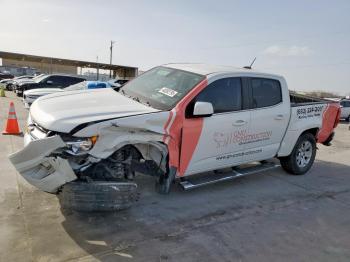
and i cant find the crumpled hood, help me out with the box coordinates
[24,88,63,96]
[30,88,160,133]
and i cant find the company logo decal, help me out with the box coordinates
[213,130,272,148]
[297,105,324,119]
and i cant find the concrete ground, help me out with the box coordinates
[1,91,350,262]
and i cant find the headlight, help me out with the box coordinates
[66,136,98,154]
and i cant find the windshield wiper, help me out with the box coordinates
[119,89,152,107]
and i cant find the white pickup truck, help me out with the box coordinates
[9,64,341,211]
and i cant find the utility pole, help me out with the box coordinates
[109,40,115,78]
[96,55,99,81]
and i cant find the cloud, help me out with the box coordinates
[262,45,313,57]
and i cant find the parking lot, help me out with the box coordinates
[1,91,350,262]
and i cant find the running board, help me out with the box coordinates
[179,162,280,190]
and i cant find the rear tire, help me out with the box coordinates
[280,133,316,175]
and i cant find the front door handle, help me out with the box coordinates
[275,114,284,120]
[232,120,248,126]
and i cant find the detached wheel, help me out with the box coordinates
[280,133,316,175]
[59,181,138,212]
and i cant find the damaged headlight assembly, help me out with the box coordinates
[65,136,98,155]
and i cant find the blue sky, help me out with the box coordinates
[0,0,349,94]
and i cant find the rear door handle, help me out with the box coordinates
[275,114,284,120]
[232,120,248,126]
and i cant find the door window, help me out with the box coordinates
[251,78,282,108]
[66,77,84,86]
[47,76,65,87]
[341,101,350,107]
[194,78,242,114]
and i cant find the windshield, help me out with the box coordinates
[121,66,204,110]
[33,74,48,83]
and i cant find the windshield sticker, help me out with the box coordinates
[159,87,178,97]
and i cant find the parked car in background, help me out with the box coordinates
[2,75,35,91]
[340,99,350,121]
[13,74,85,96]
[9,64,340,211]
[0,78,11,89]
[108,79,129,89]
[23,81,112,108]
[0,72,14,80]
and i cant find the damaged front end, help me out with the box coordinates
[9,124,169,196]
[9,135,77,193]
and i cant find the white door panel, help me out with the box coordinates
[244,105,289,162]
[184,111,251,175]
[243,78,290,162]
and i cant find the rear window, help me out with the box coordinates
[251,78,282,108]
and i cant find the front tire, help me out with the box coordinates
[59,181,138,212]
[280,133,316,175]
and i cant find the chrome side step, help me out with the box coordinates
[179,162,280,190]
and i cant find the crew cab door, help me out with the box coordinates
[242,77,289,162]
[180,77,251,176]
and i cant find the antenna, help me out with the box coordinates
[243,57,256,69]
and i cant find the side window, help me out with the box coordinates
[195,78,242,114]
[66,77,83,86]
[48,76,64,86]
[251,78,282,108]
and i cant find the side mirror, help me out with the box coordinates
[193,101,214,117]
[46,80,53,85]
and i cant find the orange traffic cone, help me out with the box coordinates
[2,102,22,135]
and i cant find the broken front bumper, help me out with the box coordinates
[9,135,77,193]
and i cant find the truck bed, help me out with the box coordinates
[290,92,330,106]
[278,93,340,157]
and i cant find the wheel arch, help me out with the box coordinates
[278,127,319,157]
[301,127,319,138]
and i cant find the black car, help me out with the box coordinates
[14,74,86,96]
[0,72,14,80]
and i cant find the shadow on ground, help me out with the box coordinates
[59,160,350,262]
